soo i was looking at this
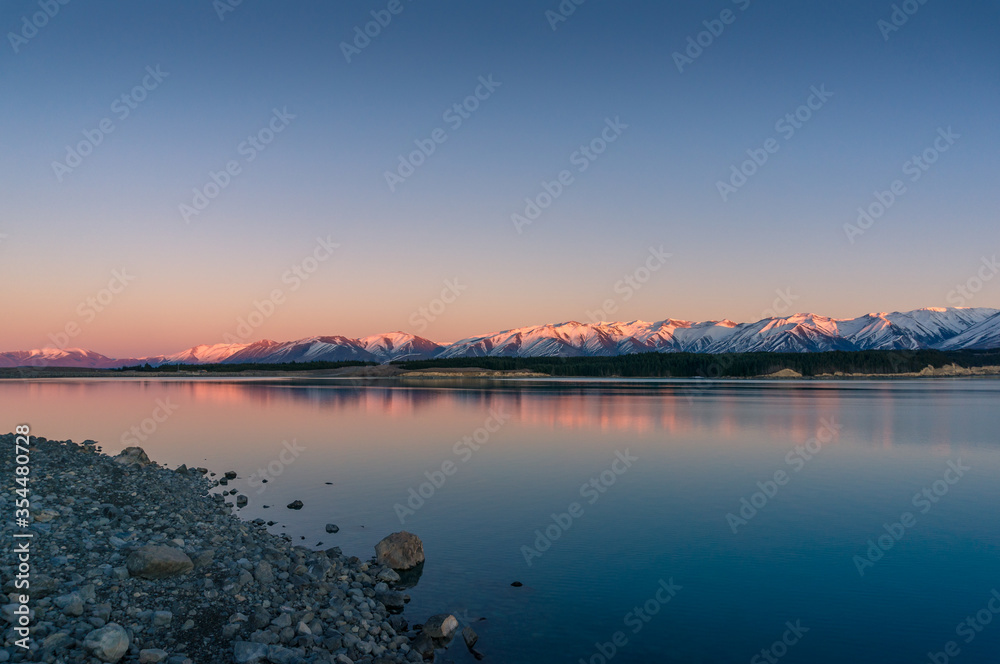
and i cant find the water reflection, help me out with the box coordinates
[4,379,1000,453]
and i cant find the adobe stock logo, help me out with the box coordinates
[512,117,628,234]
[7,0,71,54]
[339,0,415,63]
[843,127,958,244]
[716,85,833,202]
[52,66,170,182]
[671,0,752,73]
[853,458,970,577]
[521,450,638,567]
[384,76,501,192]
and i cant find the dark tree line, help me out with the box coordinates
[394,349,1000,378]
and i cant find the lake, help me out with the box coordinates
[3,378,1000,663]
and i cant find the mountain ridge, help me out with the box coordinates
[3,307,1000,369]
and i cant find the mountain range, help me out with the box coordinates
[3,307,1000,370]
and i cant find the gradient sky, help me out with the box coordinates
[1,0,998,357]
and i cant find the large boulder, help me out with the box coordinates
[83,623,130,662]
[375,531,424,570]
[126,545,193,579]
[114,446,151,468]
[423,613,459,639]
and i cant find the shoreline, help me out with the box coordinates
[0,434,465,663]
[2,365,999,381]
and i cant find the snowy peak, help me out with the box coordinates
[162,342,254,364]
[359,332,443,362]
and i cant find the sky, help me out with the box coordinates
[1,0,998,357]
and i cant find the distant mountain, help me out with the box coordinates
[0,348,126,369]
[3,308,999,369]
[437,308,1000,357]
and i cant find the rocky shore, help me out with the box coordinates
[0,434,475,663]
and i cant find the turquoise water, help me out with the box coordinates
[3,378,1000,663]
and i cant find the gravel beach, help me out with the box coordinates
[0,433,467,663]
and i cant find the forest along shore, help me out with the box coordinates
[0,433,477,664]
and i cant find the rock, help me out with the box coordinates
[237,569,253,587]
[224,471,238,479]
[114,446,152,467]
[222,622,243,639]
[175,464,190,476]
[462,625,479,648]
[21,573,58,598]
[389,614,408,633]
[268,645,298,663]
[54,591,84,616]
[377,568,401,583]
[152,610,172,626]
[410,633,436,659]
[511,581,523,587]
[233,641,269,664]
[325,523,339,533]
[139,649,169,663]
[83,623,130,662]
[375,589,406,612]
[287,500,304,510]
[190,548,215,569]
[375,532,425,570]
[126,545,193,579]
[252,607,271,629]
[253,560,274,584]
[34,508,60,522]
[236,495,248,508]
[42,631,73,650]
[423,614,458,639]
[271,612,292,628]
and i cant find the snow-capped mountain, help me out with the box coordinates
[0,348,125,369]
[159,342,254,364]
[936,310,1000,350]
[211,333,446,364]
[3,308,998,369]
[437,308,1000,358]
[359,332,444,362]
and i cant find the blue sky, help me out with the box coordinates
[1,0,998,356]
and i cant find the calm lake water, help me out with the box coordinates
[3,378,1000,663]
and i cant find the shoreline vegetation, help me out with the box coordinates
[0,434,474,663]
[2,349,999,380]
